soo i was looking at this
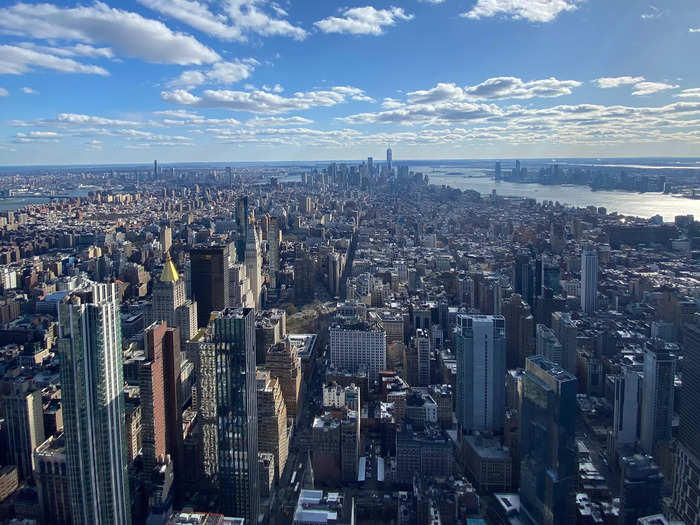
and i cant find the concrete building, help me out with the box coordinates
[396,425,452,484]
[293,489,355,525]
[463,434,513,492]
[550,311,578,374]
[502,294,535,370]
[266,339,301,419]
[34,433,72,525]
[414,329,431,387]
[581,248,598,315]
[329,317,386,384]
[639,340,676,456]
[256,369,289,482]
[619,455,663,525]
[152,251,197,342]
[2,376,44,480]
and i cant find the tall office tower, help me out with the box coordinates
[515,159,521,177]
[550,312,577,374]
[329,316,386,383]
[674,313,700,525]
[550,222,566,253]
[198,308,259,521]
[57,283,131,525]
[154,159,158,178]
[612,364,643,452]
[367,157,373,174]
[414,329,431,387]
[160,225,172,253]
[245,226,263,309]
[580,248,598,315]
[268,216,281,289]
[2,377,45,480]
[256,369,289,482]
[236,196,249,262]
[495,161,502,180]
[226,166,232,189]
[140,322,183,486]
[535,324,564,367]
[502,294,535,370]
[190,245,230,327]
[34,433,72,525]
[266,340,301,418]
[152,251,197,342]
[455,314,506,434]
[520,355,577,525]
[639,339,677,456]
[229,263,253,309]
[328,252,341,297]
[513,253,535,306]
[386,146,392,172]
[619,455,663,525]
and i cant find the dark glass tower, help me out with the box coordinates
[520,355,577,525]
[236,196,249,263]
[190,245,230,327]
[207,308,259,521]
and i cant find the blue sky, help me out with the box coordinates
[0,0,699,165]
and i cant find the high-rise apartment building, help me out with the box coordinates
[266,339,301,419]
[34,433,72,525]
[160,225,172,253]
[245,227,262,309]
[236,196,249,263]
[550,311,577,374]
[455,314,506,434]
[2,377,44,481]
[581,248,598,315]
[502,294,535,370]
[414,329,431,387]
[57,283,131,525]
[268,216,281,289]
[190,245,230,327]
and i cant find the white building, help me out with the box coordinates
[329,317,386,383]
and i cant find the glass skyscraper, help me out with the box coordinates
[57,283,131,525]
[520,355,577,525]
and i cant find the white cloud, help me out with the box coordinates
[640,6,661,19]
[595,76,645,88]
[419,0,446,3]
[690,28,700,33]
[314,6,413,35]
[162,85,373,114]
[632,81,679,96]
[168,59,259,88]
[676,88,700,98]
[0,88,8,97]
[461,0,581,23]
[464,76,581,99]
[21,87,38,94]
[0,2,220,65]
[137,0,307,41]
[17,42,114,58]
[246,116,314,126]
[153,109,203,119]
[57,113,141,126]
[0,45,109,75]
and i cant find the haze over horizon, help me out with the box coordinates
[1,0,699,164]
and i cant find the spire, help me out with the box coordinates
[160,251,179,282]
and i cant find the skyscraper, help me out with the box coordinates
[2,377,45,480]
[520,355,577,525]
[57,283,131,525]
[154,159,158,179]
[386,146,392,172]
[236,196,249,263]
[639,339,676,456]
[550,311,578,374]
[152,251,197,341]
[502,294,535,370]
[414,329,431,387]
[674,313,700,525]
[256,369,289,482]
[245,226,262,309]
[159,225,172,253]
[198,308,259,521]
[190,245,230,327]
[581,248,598,314]
[268,215,281,289]
[455,314,506,434]
[140,322,183,487]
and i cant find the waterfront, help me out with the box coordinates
[425,167,700,221]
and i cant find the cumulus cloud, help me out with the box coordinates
[640,6,661,19]
[0,88,8,97]
[246,116,314,126]
[169,59,259,88]
[0,45,109,75]
[676,88,700,98]
[632,81,679,96]
[17,42,114,59]
[0,2,220,65]
[21,87,38,94]
[137,0,307,41]
[595,76,645,88]
[461,0,582,23]
[161,85,373,114]
[690,28,700,33]
[314,6,413,35]
[464,76,581,99]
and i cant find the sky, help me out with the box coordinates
[0,0,699,165]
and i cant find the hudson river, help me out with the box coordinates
[425,167,700,221]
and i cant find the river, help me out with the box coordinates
[423,167,700,221]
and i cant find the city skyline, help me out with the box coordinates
[0,0,699,164]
